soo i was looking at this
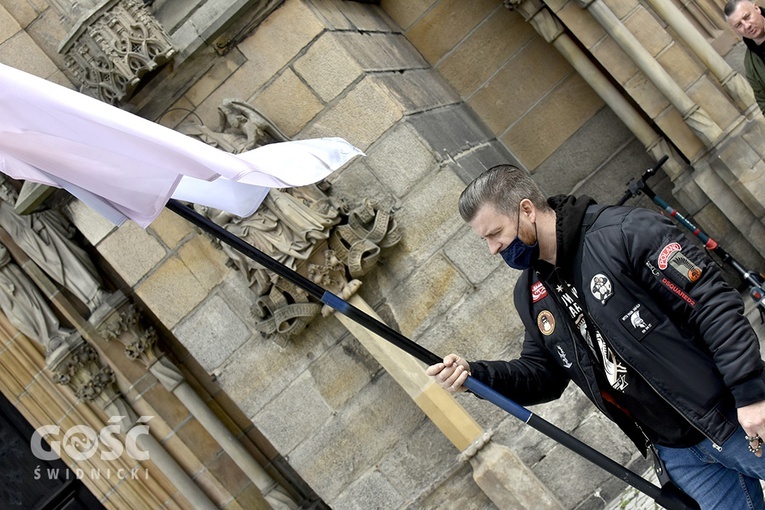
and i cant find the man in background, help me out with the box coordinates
[725,0,765,114]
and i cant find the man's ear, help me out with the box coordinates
[519,198,535,221]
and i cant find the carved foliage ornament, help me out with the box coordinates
[60,0,176,106]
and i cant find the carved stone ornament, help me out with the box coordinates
[181,100,401,346]
[47,335,117,404]
[59,0,176,106]
[93,296,160,366]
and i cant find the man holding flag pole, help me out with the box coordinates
[428,164,765,509]
[0,62,701,509]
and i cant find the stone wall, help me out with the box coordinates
[2,0,764,509]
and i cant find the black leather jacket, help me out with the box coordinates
[470,196,765,449]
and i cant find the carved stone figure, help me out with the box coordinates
[0,243,70,352]
[180,98,401,345]
[195,186,341,292]
[180,99,288,154]
[0,185,107,313]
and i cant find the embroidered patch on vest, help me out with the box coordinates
[537,310,555,336]
[531,281,548,303]
[619,303,658,340]
[657,242,682,270]
[590,273,613,304]
[666,250,702,283]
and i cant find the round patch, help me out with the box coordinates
[590,273,613,304]
[537,310,555,336]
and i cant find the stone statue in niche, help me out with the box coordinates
[0,180,107,314]
[180,99,401,345]
[0,242,72,353]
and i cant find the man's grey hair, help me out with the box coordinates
[458,164,550,222]
[724,0,753,18]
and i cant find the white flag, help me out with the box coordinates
[0,63,363,227]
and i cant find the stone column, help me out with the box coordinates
[579,0,723,148]
[643,0,755,114]
[336,295,563,510]
[508,0,687,178]
[96,296,297,509]
[103,398,219,510]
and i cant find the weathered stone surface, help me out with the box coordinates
[251,68,324,137]
[415,262,524,362]
[286,373,423,501]
[437,7,534,97]
[236,0,324,79]
[532,413,635,508]
[330,468,404,510]
[335,31,427,72]
[301,76,404,149]
[570,138,656,205]
[405,0,499,64]
[379,0,433,31]
[136,256,208,329]
[405,461,497,509]
[177,235,229,293]
[687,77,742,134]
[0,31,57,78]
[375,69,461,115]
[66,200,118,246]
[191,60,268,126]
[386,252,471,338]
[327,160,391,208]
[183,50,247,108]
[657,43,702,90]
[503,73,604,170]
[364,122,438,198]
[173,295,251,372]
[592,35,639,85]
[0,3,19,43]
[0,0,36,29]
[311,335,380,410]
[150,209,195,250]
[253,370,333,453]
[371,169,464,291]
[443,224,501,286]
[653,107,705,161]
[623,7,671,56]
[218,310,343,418]
[557,2,606,49]
[309,0,398,32]
[451,142,517,185]
[533,106,641,197]
[469,36,573,135]
[294,32,364,103]
[408,104,495,161]
[376,418,456,499]
[99,221,166,286]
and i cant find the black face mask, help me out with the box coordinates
[500,205,539,270]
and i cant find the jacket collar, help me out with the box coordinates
[533,194,596,278]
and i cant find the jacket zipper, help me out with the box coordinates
[540,279,609,416]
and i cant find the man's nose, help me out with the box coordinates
[488,240,502,255]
